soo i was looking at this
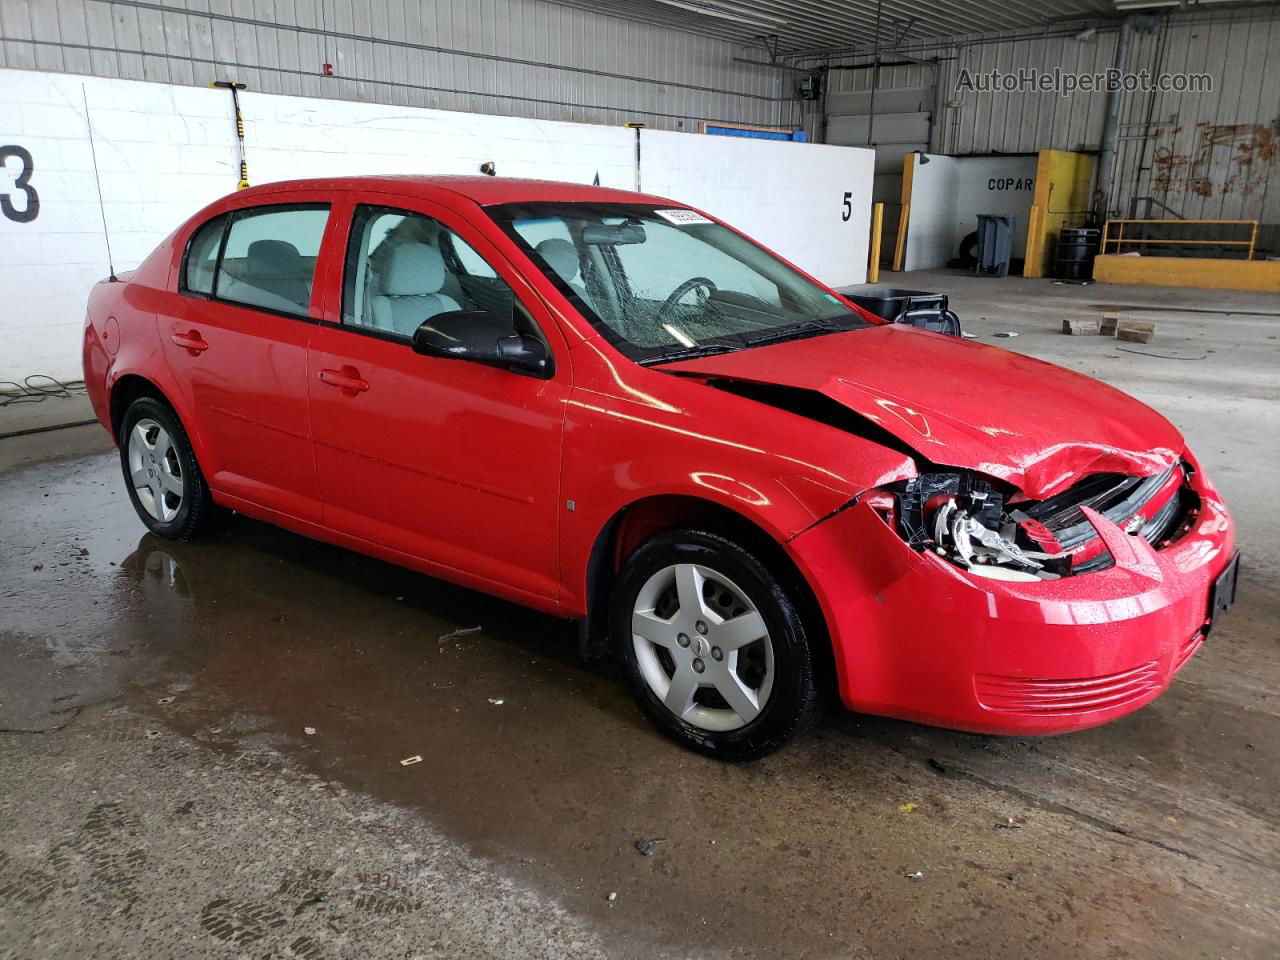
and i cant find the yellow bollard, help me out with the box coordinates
[868,202,884,284]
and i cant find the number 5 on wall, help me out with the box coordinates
[1,145,40,223]
[841,191,852,222]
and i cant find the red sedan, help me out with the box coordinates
[82,176,1238,759]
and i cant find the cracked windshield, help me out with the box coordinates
[491,203,868,363]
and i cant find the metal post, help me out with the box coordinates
[867,0,883,147]
[1095,16,1135,222]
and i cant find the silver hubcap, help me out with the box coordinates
[632,562,774,732]
[127,418,184,522]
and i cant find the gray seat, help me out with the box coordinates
[218,239,313,315]
[244,239,311,307]
[371,243,461,336]
[535,238,594,309]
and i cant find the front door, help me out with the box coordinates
[158,201,336,522]
[307,197,569,602]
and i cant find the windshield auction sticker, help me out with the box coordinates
[654,209,713,226]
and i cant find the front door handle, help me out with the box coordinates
[318,366,370,394]
[170,330,209,354]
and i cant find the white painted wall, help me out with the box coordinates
[641,130,874,289]
[0,68,872,381]
[902,153,1037,271]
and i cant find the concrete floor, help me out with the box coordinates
[2,270,1278,959]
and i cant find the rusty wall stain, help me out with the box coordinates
[1152,122,1276,200]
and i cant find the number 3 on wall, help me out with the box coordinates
[1,145,40,223]
[841,191,852,222]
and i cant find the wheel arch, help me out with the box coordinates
[576,494,832,679]
[109,374,177,441]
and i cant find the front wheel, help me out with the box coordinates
[612,528,824,760]
[119,396,223,540]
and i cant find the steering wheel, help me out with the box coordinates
[656,276,717,324]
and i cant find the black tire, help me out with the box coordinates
[118,396,223,540]
[612,528,824,760]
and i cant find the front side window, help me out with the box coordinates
[343,205,517,339]
[489,202,867,364]
[212,205,330,317]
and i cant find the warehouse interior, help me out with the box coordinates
[1,1,1278,958]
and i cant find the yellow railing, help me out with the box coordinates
[1101,218,1258,260]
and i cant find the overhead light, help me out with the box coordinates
[651,0,787,27]
[1113,0,1235,8]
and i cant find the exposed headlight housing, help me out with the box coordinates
[892,472,1069,582]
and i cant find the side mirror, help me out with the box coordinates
[411,310,553,378]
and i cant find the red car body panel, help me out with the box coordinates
[656,325,1184,500]
[82,175,1237,736]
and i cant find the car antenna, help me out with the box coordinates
[82,83,118,282]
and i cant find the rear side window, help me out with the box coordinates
[183,215,225,295]
[216,206,329,317]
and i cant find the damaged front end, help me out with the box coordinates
[878,462,1199,582]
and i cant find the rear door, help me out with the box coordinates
[306,195,570,602]
[159,199,338,522]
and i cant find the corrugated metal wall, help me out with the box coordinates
[1113,11,1280,229]
[809,7,1280,243]
[0,0,788,131]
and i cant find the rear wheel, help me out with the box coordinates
[119,397,222,540]
[612,528,823,760]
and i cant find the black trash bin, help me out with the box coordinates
[835,285,963,337]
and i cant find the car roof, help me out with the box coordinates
[236,175,676,208]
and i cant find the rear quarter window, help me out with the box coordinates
[182,215,226,295]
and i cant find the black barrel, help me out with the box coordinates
[1054,227,1100,280]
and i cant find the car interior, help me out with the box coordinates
[347,209,537,342]
[218,238,317,316]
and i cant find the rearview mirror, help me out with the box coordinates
[581,222,646,245]
[411,310,552,378]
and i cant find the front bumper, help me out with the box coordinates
[788,467,1235,735]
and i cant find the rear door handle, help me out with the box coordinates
[170,330,209,354]
[318,367,370,393]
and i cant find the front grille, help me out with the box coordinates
[975,661,1161,715]
[1020,464,1196,574]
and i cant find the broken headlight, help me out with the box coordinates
[891,472,1070,582]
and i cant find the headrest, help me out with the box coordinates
[536,238,580,284]
[246,239,303,276]
[381,242,446,296]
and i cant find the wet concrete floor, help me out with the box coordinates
[2,273,1278,958]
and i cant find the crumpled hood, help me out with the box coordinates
[656,324,1184,499]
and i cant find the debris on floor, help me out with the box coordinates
[488,697,504,705]
[400,754,423,766]
[156,696,175,705]
[635,837,667,856]
[607,891,617,902]
[898,802,919,814]
[1100,312,1120,336]
[439,626,483,643]
[1116,319,1157,344]
[1062,318,1100,336]
[304,726,317,736]
[993,331,1018,338]
[905,870,925,880]
[926,758,947,776]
